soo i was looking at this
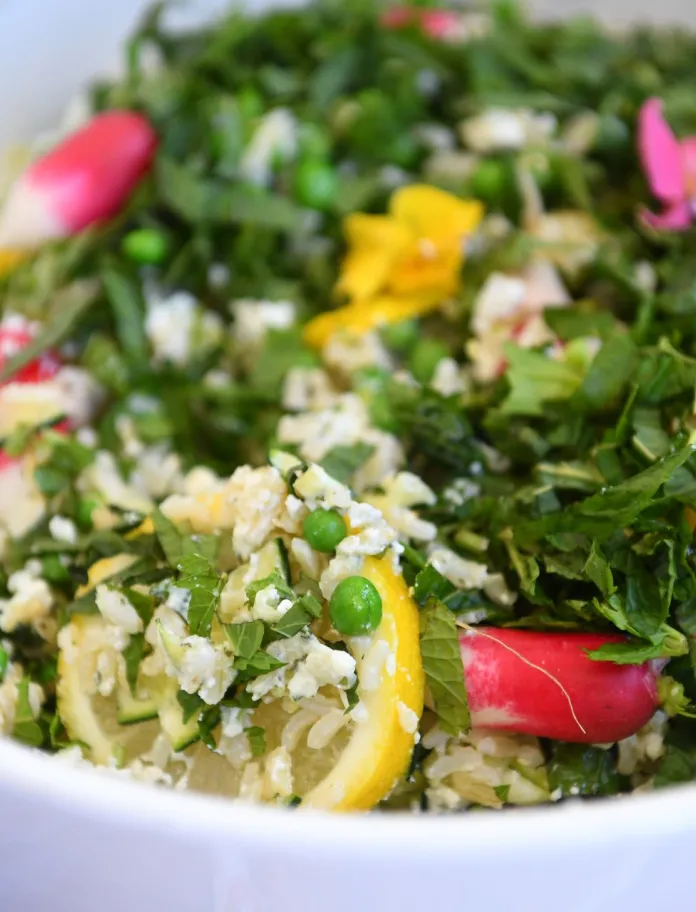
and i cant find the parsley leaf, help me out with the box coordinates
[246,725,267,757]
[270,593,322,639]
[245,570,294,604]
[177,690,204,725]
[122,633,147,696]
[500,343,585,416]
[12,677,44,747]
[177,553,224,637]
[419,599,470,736]
[320,443,375,483]
[224,620,265,658]
[547,744,620,797]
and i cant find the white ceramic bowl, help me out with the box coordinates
[0,2,695,909]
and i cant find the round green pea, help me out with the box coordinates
[470,158,507,203]
[302,508,347,553]
[329,575,383,636]
[409,338,449,384]
[293,159,338,211]
[122,228,169,265]
[75,496,100,529]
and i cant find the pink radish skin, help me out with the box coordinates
[460,628,663,743]
[0,111,157,247]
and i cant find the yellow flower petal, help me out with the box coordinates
[390,184,483,244]
[388,242,462,298]
[0,248,27,277]
[303,293,442,350]
[337,213,411,303]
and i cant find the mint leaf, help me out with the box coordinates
[547,744,620,797]
[270,593,322,639]
[234,651,285,679]
[419,599,469,736]
[654,745,696,788]
[102,266,149,369]
[153,509,186,566]
[500,344,585,417]
[224,620,265,659]
[246,725,267,757]
[584,541,615,598]
[245,570,294,604]
[177,690,204,725]
[177,554,223,637]
[574,332,637,410]
[122,633,147,696]
[12,677,44,747]
[320,443,375,483]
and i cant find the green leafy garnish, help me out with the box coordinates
[177,554,224,637]
[419,599,470,737]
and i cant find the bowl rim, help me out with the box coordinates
[1,736,693,855]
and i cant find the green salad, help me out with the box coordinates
[2,0,696,812]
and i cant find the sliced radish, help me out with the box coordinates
[460,627,662,743]
[0,111,157,248]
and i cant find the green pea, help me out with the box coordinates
[293,160,338,211]
[75,496,100,529]
[409,338,449,384]
[329,575,383,636]
[380,319,419,353]
[122,228,169,265]
[302,508,347,553]
[470,158,507,202]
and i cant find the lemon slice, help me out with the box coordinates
[57,555,424,810]
[57,615,160,765]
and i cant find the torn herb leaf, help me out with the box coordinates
[419,599,470,737]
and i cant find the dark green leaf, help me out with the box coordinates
[177,689,204,725]
[122,633,147,696]
[547,744,620,797]
[177,554,223,637]
[319,443,376,484]
[12,677,44,747]
[224,620,265,659]
[419,599,469,736]
[102,267,149,368]
[246,725,267,757]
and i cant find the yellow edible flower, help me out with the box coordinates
[304,184,483,349]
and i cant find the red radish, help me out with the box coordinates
[380,7,462,39]
[460,627,662,743]
[0,111,157,249]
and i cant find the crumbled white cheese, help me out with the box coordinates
[0,564,53,633]
[239,108,297,187]
[293,464,353,511]
[322,330,391,376]
[79,450,153,514]
[48,515,77,545]
[145,290,223,367]
[281,367,337,412]
[165,585,191,620]
[429,547,489,590]
[95,585,143,635]
[161,633,236,706]
[430,357,466,397]
[397,701,420,735]
[459,108,557,153]
[232,299,296,349]
[161,465,287,559]
[250,584,292,624]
